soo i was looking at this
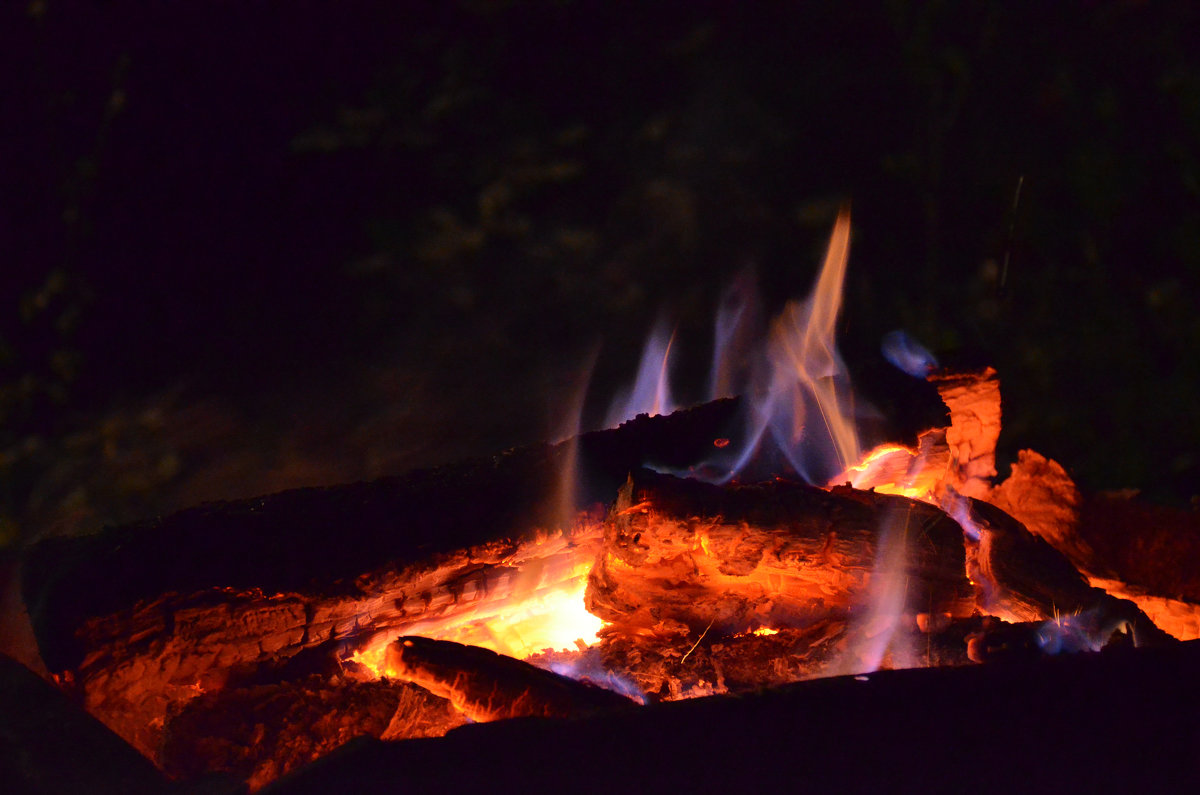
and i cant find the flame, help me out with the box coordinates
[692,207,862,484]
[605,318,677,427]
[351,544,606,678]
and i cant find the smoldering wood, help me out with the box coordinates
[963,496,1175,646]
[927,367,1001,499]
[586,469,977,693]
[258,641,1200,795]
[24,397,739,673]
[990,450,1200,639]
[383,636,635,722]
[19,399,738,759]
[160,675,465,791]
[588,469,976,632]
[0,652,169,795]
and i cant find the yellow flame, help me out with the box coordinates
[768,207,860,478]
[351,555,605,677]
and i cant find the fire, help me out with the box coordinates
[606,318,677,427]
[350,538,606,678]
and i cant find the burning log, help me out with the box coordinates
[160,675,464,791]
[990,450,1200,640]
[962,496,1174,647]
[382,636,635,722]
[928,367,1001,500]
[586,469,976,694]
[588,470,975,632]
[0,652,169,795]
[19,400,738,760]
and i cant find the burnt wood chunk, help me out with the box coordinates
[383,636,635,722]
[585,470,977,693]
[160,676,465,791]
[587,469,976,635]
[928,366,1001,499]
[0,652,168,795]
[963,497,1174,646]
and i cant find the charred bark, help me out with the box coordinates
[587,469,976,634]
[18,400,737,759]
[963,496,1174,646]
[382,636,635,722]
[586,469,977,694]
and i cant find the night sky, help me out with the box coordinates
[2,1,1199,545]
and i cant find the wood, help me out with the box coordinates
[160,675,465,791]
[586,469,976,694]
[963,496,1174,645]
[928,367,1001,499]
[382,636,634,722]
[18,399,738,760]
[259,641,1200,795]
[588,469,975,633]
[991,450,1200,640]
[0,652,168,795]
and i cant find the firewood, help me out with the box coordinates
[19,399,737,760]
[587,469,976,634]
[585,469,977,693]
[160,675,464,791]
[962,496,1175,646]
[927,366,1001,500]
[382,636,635,722]
[0,652,168,795]
[990,450,1200,640]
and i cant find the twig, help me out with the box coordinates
[680,618,716,665]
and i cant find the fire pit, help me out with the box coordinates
[16,212,1200,792]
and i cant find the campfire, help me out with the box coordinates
[19,210,1200,791]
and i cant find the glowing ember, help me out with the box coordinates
[350,538,607,678]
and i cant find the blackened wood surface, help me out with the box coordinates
[384,636,634,721]
[261,641,1200,795]
[966,497,1174,645]
[23,399,740,671]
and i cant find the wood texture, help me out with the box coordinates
[383,636,634,722]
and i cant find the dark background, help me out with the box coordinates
[2,0,1198,547]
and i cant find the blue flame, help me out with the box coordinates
[881,329,938,377]
[605,318,677,428]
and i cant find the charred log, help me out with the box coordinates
[382,636,635,722]
[160,675,464,792]
[991,450,1200,639]
[0,652,168,795]
[963,497,1174,646]
[23,398,740,674]
[588,469,975,634]
[19,400,737,759]
[586,469,977,693]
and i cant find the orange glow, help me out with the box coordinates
[833,441,944,501]
[768,207,860,477]
[351,538,606,678]
[751,627,780,636]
